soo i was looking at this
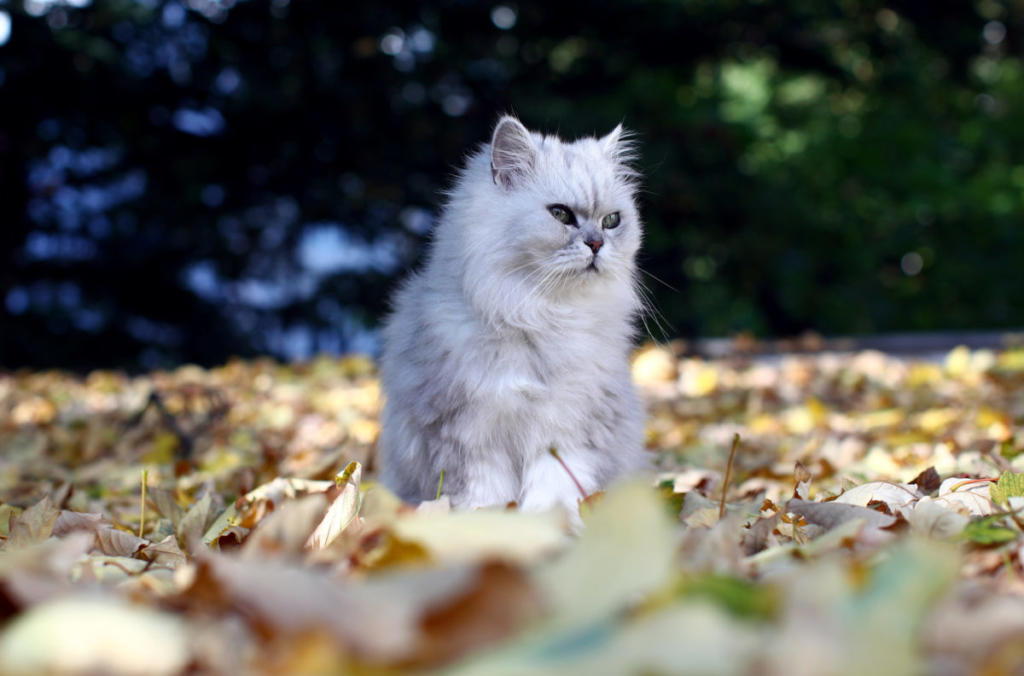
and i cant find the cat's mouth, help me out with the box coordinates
[586,260,599,273]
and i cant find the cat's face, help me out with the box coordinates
[483,117,642,296]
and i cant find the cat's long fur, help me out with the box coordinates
[378,116,648,518]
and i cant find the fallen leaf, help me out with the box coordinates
[181,552,504,664]
[910,466,942,494]
[536,480,677,630]
[7,496,59,549]
[787,498,897,531]
[307,462,362,551]
[0,596,189,676]
[391,508,567,567]
[178,492,218,552]
[241,493,328,559]
[963,515,1019,545]
[906,497,969,540]
[138,535,188,568]
[411,560,542,667]
[834,481,920,511]
[989,471,1024,506]
[94,526,148,557]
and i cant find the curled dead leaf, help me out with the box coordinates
[7,497,59,549]
[307,462,362,551]
[906,498,970,540]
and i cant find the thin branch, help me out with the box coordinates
[719,433,741,520]
[138,468,148,538]
[550,446,587,500]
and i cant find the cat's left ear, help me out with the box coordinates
[491,116,536,191]
[600,124,635,164]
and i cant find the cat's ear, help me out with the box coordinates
[600,124,640,182]
[600,123,636,164]
[490,116,536,190]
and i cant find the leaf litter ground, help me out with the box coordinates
[4,346,1024,674]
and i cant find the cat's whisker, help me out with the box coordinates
[637,266,680,293]
[633,275,672,343]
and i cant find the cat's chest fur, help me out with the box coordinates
[460,318,621,429]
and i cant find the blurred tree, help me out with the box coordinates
[0,0,1021,369]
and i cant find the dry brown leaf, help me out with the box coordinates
[934,478,995,516]
[906,497,969,540]
[787,498,897,531]
[910,466,942,494]
[742,513,782,555]
[138,535,188,568]
[177,492,218,552]
[180,552,499,664]
[409,560,542,667]
[147,488,185,531]
[834,482,921,511]
[51,510,105,536]
[240,493,327,559]
[307,463,362,551]
[94,526,148,558]
[7,496,59,549]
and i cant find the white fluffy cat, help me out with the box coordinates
[378,115,648,521]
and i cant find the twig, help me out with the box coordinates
[436,469,445,500]
[138,468,148,538]
[124,387,229,459]
[126,391,194,457]
[986,445,1014,473]
[719,433,741,520]
[550,447,587,500]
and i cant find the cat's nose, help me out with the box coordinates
[584,236,603,254]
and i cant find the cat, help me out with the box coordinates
[377,115,649,523]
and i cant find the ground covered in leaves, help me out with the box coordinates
[4,345,1024,674]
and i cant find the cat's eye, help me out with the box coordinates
[601,212,621,229]
[548,204,576,225]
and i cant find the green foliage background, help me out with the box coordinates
[2,0,1022,368]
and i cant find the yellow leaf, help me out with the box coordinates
[631,345,677,386]
[142,431,178,464]
[906,363,942,387]
[749,414,783,435]
[783,398,826,434]
[678,359,718,397]
[997,348,1024,371]
[338,353,376,377]
[858,408,904,431]
[916,407,959,433]
[944,345,971,377]
[976,407,1005,427]
[391,509,567,567]
[349,418,380,444]
[197,446,248,475]
[0,504,21,537]
[862,446,902,477]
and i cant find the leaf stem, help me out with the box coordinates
[719,433,740,520]
[436,469,445,500]
[138,468,148,538]
[550,446,587,500]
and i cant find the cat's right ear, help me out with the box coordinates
[490,116,535,191]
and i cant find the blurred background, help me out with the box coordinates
[2,0,1023,370]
